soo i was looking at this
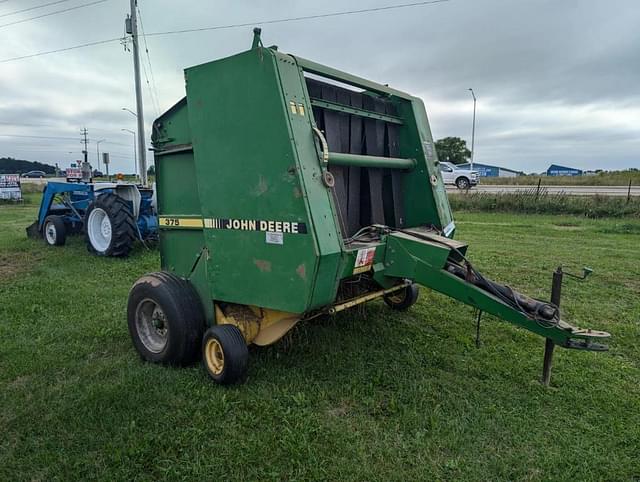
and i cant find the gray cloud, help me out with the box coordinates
[0,0,638,173]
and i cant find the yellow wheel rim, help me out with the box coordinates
[205,338,225,375]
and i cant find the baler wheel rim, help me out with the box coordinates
[134,298,169,354]
[204,338,225,375]
[201,324,249,385]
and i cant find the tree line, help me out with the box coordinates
[0,157,56,174]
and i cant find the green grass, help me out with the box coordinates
[449,191,640,218]
[1,202,639,481]
[480,170,640,186]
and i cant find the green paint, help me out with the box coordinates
[150,36,607,350]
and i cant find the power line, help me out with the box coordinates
[0,0,450,63]
[0,0,109,29]
[0,37,120,63]
[0,134,81,140]
[145,0,450,37]
[0,134,132,146]
[0,0,74,19]
[137,5,161,117]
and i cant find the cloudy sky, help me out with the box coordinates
[0,0,638,174]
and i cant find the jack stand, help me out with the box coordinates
[475,310,483,348]
[542,266,563,386]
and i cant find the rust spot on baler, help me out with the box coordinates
[254,259,272,273]
[296,263,306,281]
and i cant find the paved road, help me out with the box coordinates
[447,184,639,197]
[21,178,638,197]
[20,177,66,185]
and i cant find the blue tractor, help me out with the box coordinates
[26,182,158,257]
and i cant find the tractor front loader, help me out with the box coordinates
[127,29,609,385]
[27,181,157,257]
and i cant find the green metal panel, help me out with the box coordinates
[291,54,454,235]
[292,56,414,101]
[184,48,335,313]
[393,97,454,234]
[152,97,191,148]
[274,52,344,309]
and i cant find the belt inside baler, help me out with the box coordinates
[306,78,408,238]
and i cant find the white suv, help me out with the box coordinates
[439,162,478,189]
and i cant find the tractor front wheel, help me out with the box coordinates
[127,272,205,365]
[202,325,249,385]
[384,283,419,311]
[85,193,136,257]
[43,215,66,246]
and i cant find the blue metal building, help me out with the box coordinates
[457,162,520,177]
[546,164,583,176]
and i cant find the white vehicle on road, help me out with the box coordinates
[439,161,478,189]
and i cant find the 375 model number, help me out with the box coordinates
[163,217,180,226]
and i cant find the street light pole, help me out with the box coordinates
[96,139,105,173]
[468,88,477,172]
[122,129,137,180]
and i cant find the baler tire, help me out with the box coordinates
[202,325,249,385]
[43,215,66,246]
[384,283,419,311]
[85,193,136,257]
[127,271,205,366]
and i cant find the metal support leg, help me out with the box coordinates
[541,338,555,386]
[542,267,563,386]
[475,310,482,348]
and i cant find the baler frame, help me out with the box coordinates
[127,29,609,385]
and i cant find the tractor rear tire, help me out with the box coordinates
[202,324,249,385]
[43,215,66,246]
[85,193,136,257]
[384,283,419,311]
[127,272,205,365]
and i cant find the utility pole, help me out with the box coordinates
[468,88,476,172]
[125,0,147,185]
[80,128,89,164]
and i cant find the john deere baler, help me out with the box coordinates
[127,30,609,384]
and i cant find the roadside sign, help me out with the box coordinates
[0,174,21,200]
[66,167,83,181]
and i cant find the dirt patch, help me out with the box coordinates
[551,223,583,231]
[327,400,352,418]
[0,251,43,282]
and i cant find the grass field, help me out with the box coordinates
[449,191,640,218]
[1,200,639,480]
[480,170,640,186]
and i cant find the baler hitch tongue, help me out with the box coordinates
[382,230,610,351]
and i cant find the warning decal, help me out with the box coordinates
[353,247,376,274]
